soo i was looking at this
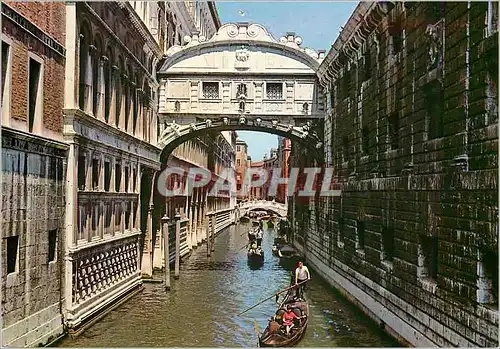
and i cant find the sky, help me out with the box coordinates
[216,1,359,160]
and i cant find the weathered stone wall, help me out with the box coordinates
[1,2,67,346]
[1,129,67,347]
[291,1,498,347]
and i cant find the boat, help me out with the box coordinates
[239,216,250,223]
[247,245,264,263]
[258,282,309,347]
[277,245,301,268]
[252,219,260,227]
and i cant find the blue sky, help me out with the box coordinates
[217,1,358,160]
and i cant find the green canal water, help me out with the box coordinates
[55,222,399,347]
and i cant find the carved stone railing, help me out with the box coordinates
[70,232,140,306]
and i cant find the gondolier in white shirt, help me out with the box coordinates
[294,261,310,298]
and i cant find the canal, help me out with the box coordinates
[56,222,399,347]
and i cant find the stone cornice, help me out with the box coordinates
[116,2,163,58]
[317,1,392,87]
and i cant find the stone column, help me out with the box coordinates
[206,212,211,256]
[99,154,105,238]
[162,215,171,290]
[211,214,216,252]
[174,214,181,279]
[128,82,136,134]
[96,56,107,120]
[84,46,95,115]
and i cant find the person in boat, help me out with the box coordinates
[256,229,263,247]
[282,304,302,336]
[268,317,281,334]
[295,261,310,299]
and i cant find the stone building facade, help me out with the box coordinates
[1,2,67,347]
[235,137,251,201]
[289,1,498,347]
[276,137,291,204]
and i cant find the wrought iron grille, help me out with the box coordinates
[203,82,219,99]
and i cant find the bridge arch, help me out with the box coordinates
[158,118,323,164]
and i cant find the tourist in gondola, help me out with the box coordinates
[282,305,302,336]
[294,261,310,299]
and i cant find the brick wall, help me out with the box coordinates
[291,2,498,347]
[2,2,65,133]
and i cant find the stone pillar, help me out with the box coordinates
[84,46,94,114]
[174,213,181,279]
[110,65,119,126]
[206,212,211,256]
[211,214,216,252]
[96,56,106,120]
[162,215,171,290]
[119,75,126,130]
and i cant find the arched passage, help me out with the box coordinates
[158,120,324,165]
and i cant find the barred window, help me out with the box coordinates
[266,83,283,100]
[203,82,219,99]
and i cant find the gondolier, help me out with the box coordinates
[256,229,263,247]
[295,261,310,298]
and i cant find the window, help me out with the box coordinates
[115,163,121,192]
[389,17,403,55]
[104,161,111,192]
[388,112,399,149]
[77,154,86,190]
[342,136,349,162]
[239,101,245,112]
[478,248,498,304]
[362,126,369,154]
[236,145,241,152]
[28,58,42,133]
[419,235,438,279]
[363,50,371,81]
[1,41,10,105]
[237,159,241,166]
[237,83,247,97]
[266,83,283,100]
[382,227,394,262]
[203,82,219,99]
[424,81,444,140]
[132,168,137,192]
[337,217,345,245]
[5,235,19,274]
[48,230,57,263]
[357,221,365,250]
[124,167,129,193]
[330,85,335,107]
[92,158,99,190]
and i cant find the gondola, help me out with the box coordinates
[247,245,264,263]
[239,216,250,223]
[258,283,309,347]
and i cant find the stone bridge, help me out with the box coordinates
[237,200,287,218]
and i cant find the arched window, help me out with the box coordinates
[302,102,309,113]
[174,100,180,112]
[104,47,113,123]
[239,101,245,112]
[132,74,138,134]
[78,22,91,111]
[92,36,103,117]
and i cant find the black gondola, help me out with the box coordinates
[258,283,308,347]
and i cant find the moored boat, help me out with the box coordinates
[258,284,309,347]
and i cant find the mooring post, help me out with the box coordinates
[161,215,171,290]
[206,212,211,256]
[211,214,216,252]
[174,213,181,279]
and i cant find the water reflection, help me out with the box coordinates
[56,222,399,347]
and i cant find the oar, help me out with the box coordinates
[239,243,249,250]
[253,319,260,347]
[237,279,309,316]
